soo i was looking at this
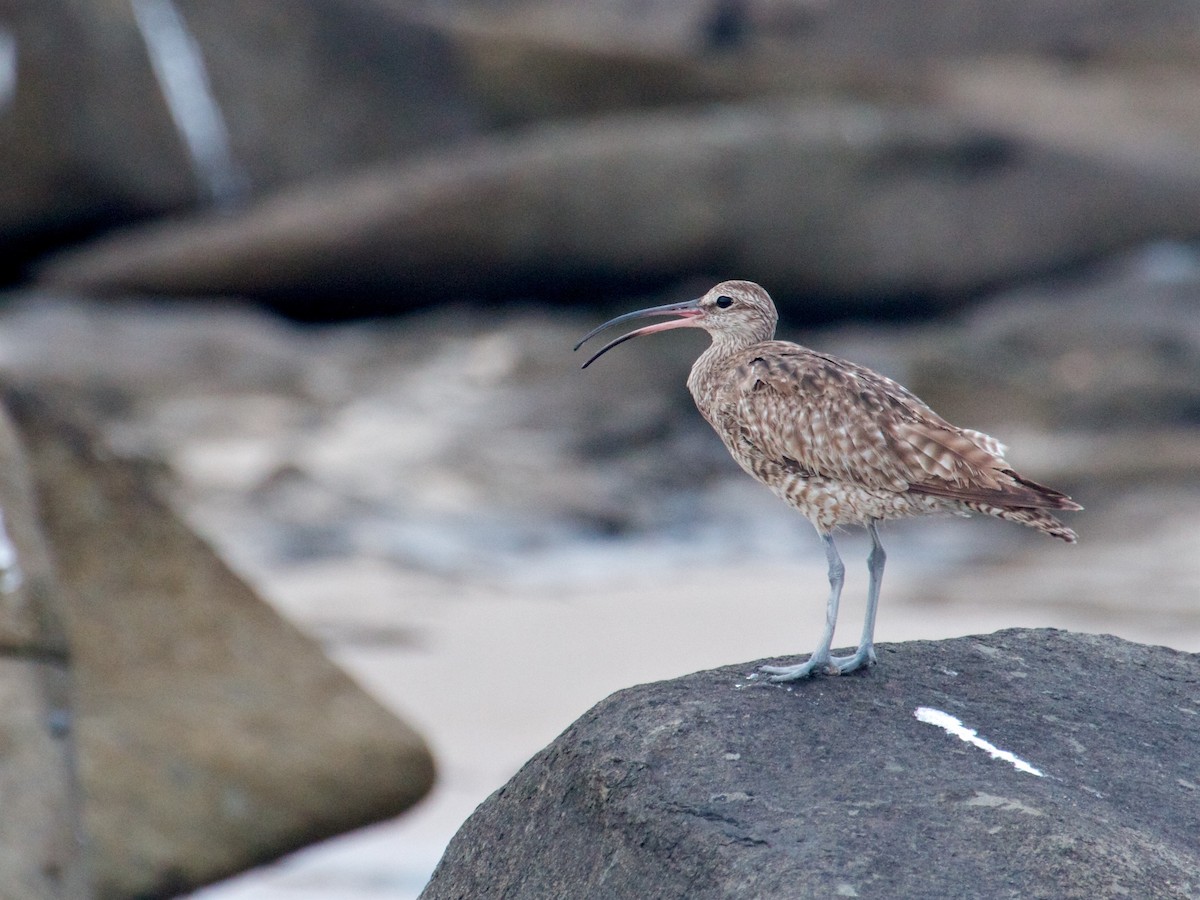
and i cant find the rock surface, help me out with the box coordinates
[36,103,1200,316]
[421,629,1200,900]
[3,385,436,899]
[0,405,90,899]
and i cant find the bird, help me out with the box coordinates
[574,280,1081,680]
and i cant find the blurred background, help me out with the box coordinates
[2,0,1200,897]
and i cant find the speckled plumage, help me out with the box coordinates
[689,333,1078,542]
[576,280,1080,678]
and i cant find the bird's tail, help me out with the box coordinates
[966,502,1078,543]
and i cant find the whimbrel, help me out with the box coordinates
[575,280,1080,680]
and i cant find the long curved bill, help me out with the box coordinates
[574,299,705,369]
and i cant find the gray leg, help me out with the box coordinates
[831,520,884,674]
[760,532,844,681]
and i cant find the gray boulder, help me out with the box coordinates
[0,402,90,899]
[4,384,436,899]
[37,102,1200,316]
[421,629,1200,899]
[0,0,479,254]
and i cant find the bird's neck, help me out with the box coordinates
[687,329,767,405]
[702,328,769,362]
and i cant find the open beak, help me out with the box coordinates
[574,299,705,369]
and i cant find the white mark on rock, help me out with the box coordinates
[835,884,860,897]
[914,706,1045,778]
[0,29,15,111]
[723,752,741,761]
[0,509,23,594]
[130,0,247,206]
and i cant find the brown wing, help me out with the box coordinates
[721,343,1077,510]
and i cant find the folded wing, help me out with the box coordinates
[726,344,1079,511]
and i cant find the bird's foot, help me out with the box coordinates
[759,654,835,682]
[829,643,877,675]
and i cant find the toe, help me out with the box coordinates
[759,656,831,681]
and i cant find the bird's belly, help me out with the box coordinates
[762,471,949,532]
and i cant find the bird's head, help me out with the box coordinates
[574,280,779,368]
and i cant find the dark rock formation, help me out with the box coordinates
[0,0,480,263]
[3,385,436,899]
[421,629,1200,899]
[37,103,1200,317]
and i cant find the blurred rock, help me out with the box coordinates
[410,0,1200,124]
[0,0,480,267]
[10,0,1200,315]
[425,18,922,128]
[0,0,193,263]
[37,102,1200,317]
[941,60,1200,175]
[406,0,1200,62]
[421,629,1200,900]
[885,243,1200,488]
[0,292,732,576]
[0,405,90,899]
[170,0,480,187]
[3,384,436,898]
[1,264,1196,587]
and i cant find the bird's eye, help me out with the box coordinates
[715,295,734,309]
